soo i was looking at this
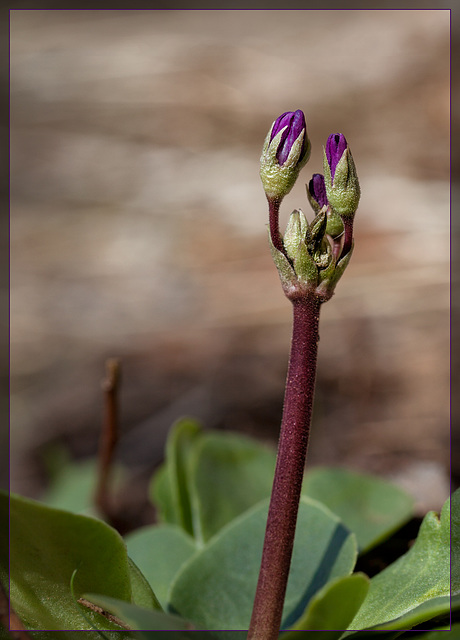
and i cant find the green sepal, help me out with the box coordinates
[316,243,354,297]
[323,147,360,218]
[313,237,332,269]
[283,210,308,263]
[308,210,327,252]
[326,210,344,238]
[273,211,318,289]
[260,126,310,201]
[332,243,354,283]
[316,255,337,290]
[295,239,319,285]
[267,227,298,291]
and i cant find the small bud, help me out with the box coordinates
[323,133,360,218]
[307,210,327,253]
[283,210,318,284]
[307,173,328,214]
[260,110,311,201]
[283,209,308,264]
[313,237,332,269]
[307,173,344,239]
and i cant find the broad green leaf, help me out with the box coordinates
[9,633,134,640]
[40,454,125,516]
[169,496,357,631]
[412,624,460,639]
[282,573,369,638]
[1,491,160,631]
[348,492,452,631]
[125,524,197,609]
[302,467,414,552]
[151,426,276,545]
[366,596,450,631]
[189,431,277,542]
[454,488,460,594]
[151,462,176,524]
[151,425,415,553]
[151,418,203,538]
[83,594,192,631]
[128,557,162,610]
[352,567,460,634]
[340,633,405,640]
[123,634,204,640]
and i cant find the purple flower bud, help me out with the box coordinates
[270,109,308,166]
[325,133,348,181]
[308,173,328,209]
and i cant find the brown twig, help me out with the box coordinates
[94,358,121,520]
[77,597,133,631]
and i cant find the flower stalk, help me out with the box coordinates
[248,112,360,639]
[247,296,320,640]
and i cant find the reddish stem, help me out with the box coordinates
[247,295,321,640]
[268,197,284,255]
[340,217,354,261]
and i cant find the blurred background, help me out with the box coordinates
[9,9,450,524]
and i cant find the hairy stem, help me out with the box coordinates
[340,217,354,261]
[247,295,321,640]
[268,197,284,255]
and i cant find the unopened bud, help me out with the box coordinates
[307,173,328,214]
[323,133,360,218]
[260,110,311,201]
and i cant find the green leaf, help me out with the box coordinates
[411,624,460,640]
[302,467,414,552]
[1,491,159,631]
[150,418,202,538]
[189,431,277,542]
[348,492,451,631]
[17,631,136,640]
[40,454,125,516]
[127,557,162,610]
[169,496,357,631]
[151,422,278,545]
[125,634,203,640]
[453,488,460,594]
[340,632,405,640]
[82,594,192,632]
[282,573,369,638]
[150,462,176,524]
[125,524,197,609]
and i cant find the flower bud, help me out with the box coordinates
[306,173,328,214]
[260,109,311,201]
[323,133,360,218]
[283,209,308,265]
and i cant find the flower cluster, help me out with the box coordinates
[260,110,360,302]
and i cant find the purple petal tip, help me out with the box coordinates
[326,133,348,180]
[270,109,307,166]
[309,173,328,209]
